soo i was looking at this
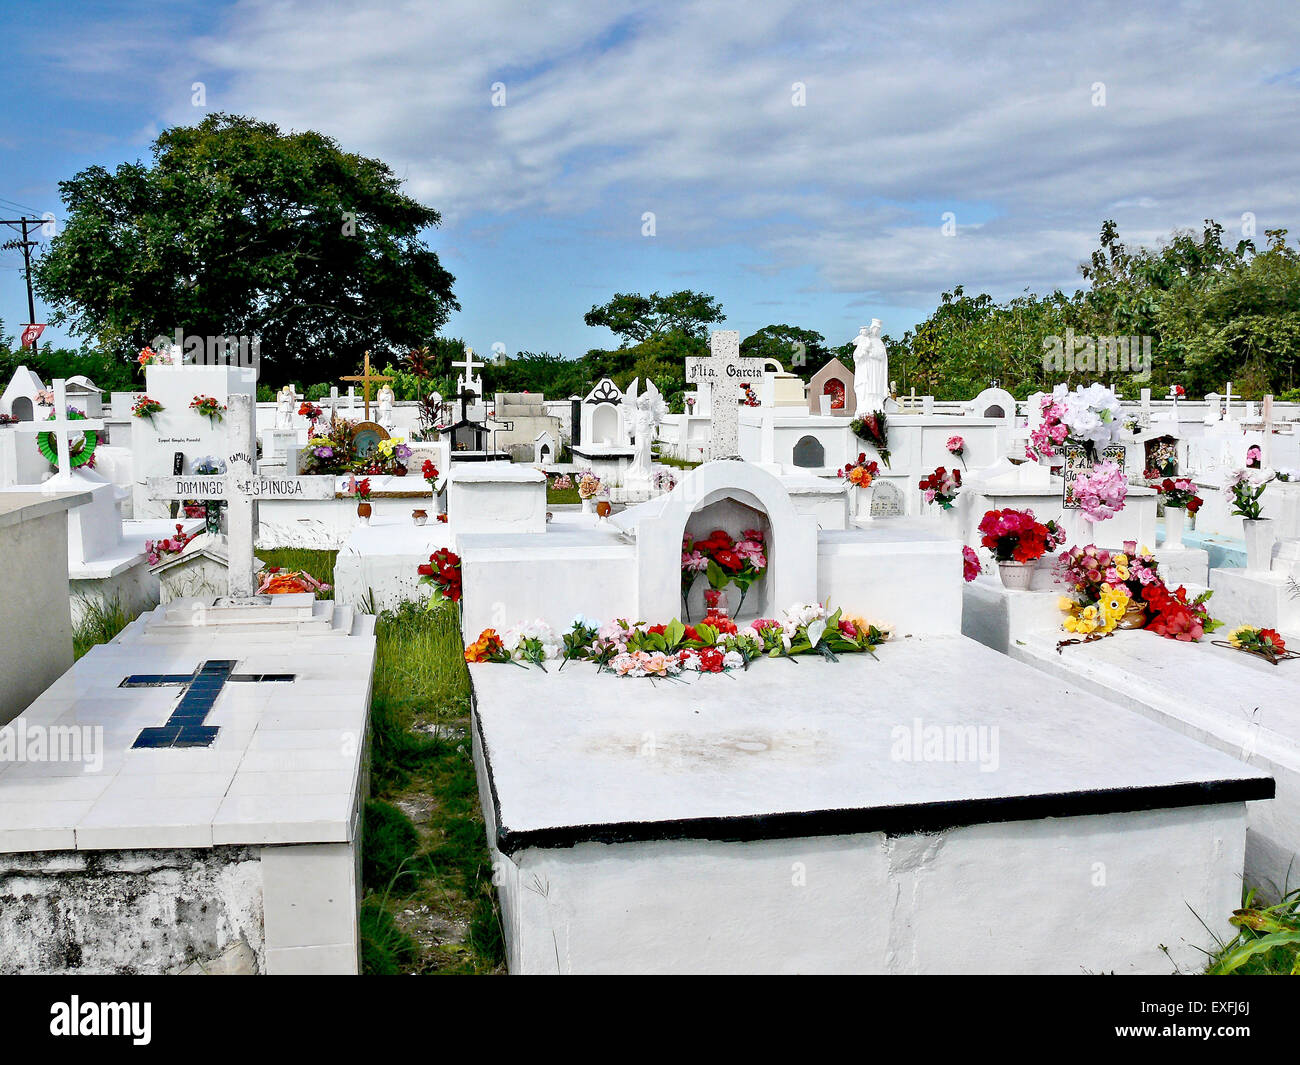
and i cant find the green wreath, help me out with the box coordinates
[36,409,98,469]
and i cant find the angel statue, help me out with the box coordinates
[623,378,668,484]
[852,319,888,413]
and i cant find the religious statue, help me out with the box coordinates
[276,385,296,430]
[852,320,888,413]
[377,383,396,430]
[623,378,667,484]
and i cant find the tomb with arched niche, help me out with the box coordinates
[459,455,1264,976]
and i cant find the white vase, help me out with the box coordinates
[581,496,594,515]
[1243,518,1275,573]
[853,482,875,521]
[938,504,962,542]
[997,560,1035,591]
[1163,506,1186,550]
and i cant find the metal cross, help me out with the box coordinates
[341,351,392,421]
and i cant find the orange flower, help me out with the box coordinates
[465,628,504,663]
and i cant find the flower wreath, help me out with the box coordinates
[36,409,98,469]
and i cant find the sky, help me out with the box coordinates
[2,0,1299,363]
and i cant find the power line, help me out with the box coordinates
[0,217,45,343]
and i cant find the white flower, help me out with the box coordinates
[723,651,744,670]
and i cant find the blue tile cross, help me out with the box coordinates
[120,660,295,749]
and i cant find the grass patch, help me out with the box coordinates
[653,451,701,470]
[72,596,135,659]
[256,547,337,599]
[1202,883,1300,975]
[547,485,580,504]
[360,600,504,974]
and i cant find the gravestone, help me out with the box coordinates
[146,394,333,598]
[792,434,825,468]
[685,331,765,459]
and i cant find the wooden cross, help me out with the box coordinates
[14,377,105,481]
[341,351,392,421]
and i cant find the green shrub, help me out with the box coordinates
[362,799,421,890]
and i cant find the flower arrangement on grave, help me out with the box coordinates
[35,388,54,407]
[978,508,1066,564]
[298,401,323,432]
[464,628,509,664]
[0,413,17,426]
[1071,460,1127,522]
[35,406,99,469]
[189,394,226,425]
[145,523,196,567]
[1026,391,1070,461]
[962,545,982,582]
[500,620,562,671]
[349,475,373,501]
[838,453,878,487]
[302,417,360,475]
[946,435,966,469]
[1170,384,1186,398]
[577,472,602,499]
[850,410,891,466]
[685,527,768,617]
[654,469,677,492]
[1247,444,1263,469]
[823,379,846,411]
[376,436,413,474]
[419,547,462,606]
[1226,468,1272,520]
[256,567,332,597]
[131,395,164,425]
[740,382,760,407]
[137,345,174,369]
[1222,625,1291,664]
[551,473,573,491]
[1148,476,1203,514]
[1055,542,1219,642]
[464,602,891,678]
[919,466,962,509]
[422,458,440,489]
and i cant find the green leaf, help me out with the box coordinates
[664,618,685,649]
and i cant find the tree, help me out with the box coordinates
[741,324,829,374]
[34,113,458,385]
[583,290,724,346]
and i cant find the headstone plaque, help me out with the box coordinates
[1062,443,1127,509]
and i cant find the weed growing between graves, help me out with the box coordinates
[255,547,336,598]
[72,595,134,659]
[1201,883,1300,975]
[547,483,580,504]
[653,450,702,470]
[361,599,505,974]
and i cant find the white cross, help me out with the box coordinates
[452,346,485,383]
[1223,381,1235,420]
[685,331,765,459]
[15,378,105,482]
[146,394,332,599]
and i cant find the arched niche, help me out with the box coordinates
[11,396,33,422]
[633,461,818,623]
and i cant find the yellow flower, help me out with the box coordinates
[1227,626,1251,649]
[1099,584,1131,623]
[1057,596,1078,613]
[1112,554,1128,568]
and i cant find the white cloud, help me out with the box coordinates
[47,0,1300,307]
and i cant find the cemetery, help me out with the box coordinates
[3,324,1299,977]
[3,31,1299,985]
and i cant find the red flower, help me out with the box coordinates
[713,549,743,572]
[698,647,726,672]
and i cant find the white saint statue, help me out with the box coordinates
[276,385,296,429]
[623,378,667,484]
[852,319,888,413]
[377,383,396,430]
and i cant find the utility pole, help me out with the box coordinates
[1,216,44,348]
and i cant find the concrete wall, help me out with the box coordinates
[0,507,75,724]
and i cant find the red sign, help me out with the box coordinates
[20,324,45,349]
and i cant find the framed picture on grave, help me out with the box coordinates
[350,420,390,460]
[1144,436,1178,477]
[1062,443,1126,508]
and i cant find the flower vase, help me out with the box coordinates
[412,509,427,526]
[1163,506,1187,551]
[938,504,962,542]
[1243,518,1275,573]
[997,560,1035,591]
[704,589,730,618]
[393,464,408,477]
[357,501,372,524]
[581,496,594,515]
[854,483,875,521]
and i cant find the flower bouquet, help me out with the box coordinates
[978,507,1066,589]
[1226,468,1271,521]
[839,453,879,488]
[131,395,164,425]
[850,410,890,467]
[256,567,332,597]
[465,628,511,664]
[1141,582,1218,642]
[1071,460,1127,522]
[947,435,966,469]
[577,472,601,499]
[349,475,373,522]
[298,401,323,431]
[962,545,982,582]
[422,458,440,489]
[377,436,412,474]
[551,473,573,491]
[1026,391,1069,462]
[919,465,962,510]
[689,527,768,617]
[501,619,562,671]
[1149,476,1202,549]
[301,418,360,475]
[145,523,196,567]
[419,547,462,608]
[1219,625,1295,665]
[137,345,176,370]
[189,394,226,425]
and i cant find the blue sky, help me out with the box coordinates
[3,0,1299,364]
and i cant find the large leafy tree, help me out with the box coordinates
[741,324,830,374]
[34,113,458,384]
[583,289,724,346]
